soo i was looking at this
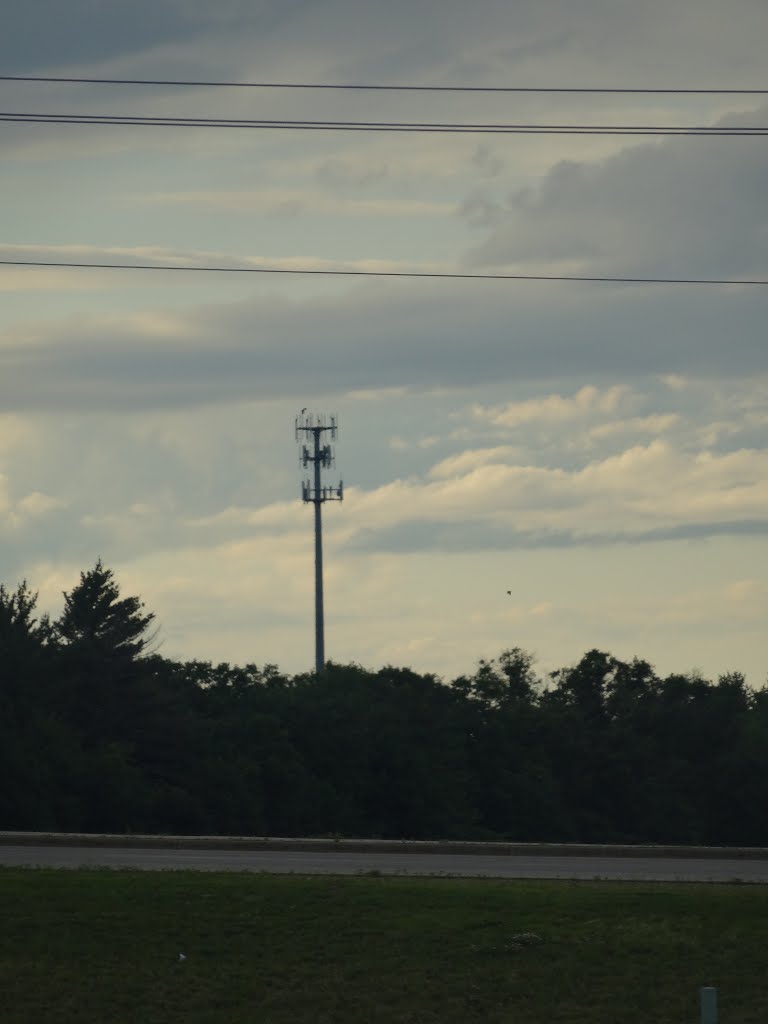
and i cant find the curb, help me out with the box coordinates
[2,832,768,859]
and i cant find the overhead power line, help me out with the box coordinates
[2,74,768,95]
[2,112,767,136]
[1,258,766,286]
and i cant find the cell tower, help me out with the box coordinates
[295,411,343,674]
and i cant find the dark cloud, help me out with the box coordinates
[347,517,768,555]
[465,106,768,280]
[1,280,765,412]
[2,0,766,121]
[0,1,203,73]
[8,0,767,83]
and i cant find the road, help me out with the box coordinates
[2,844,768,881]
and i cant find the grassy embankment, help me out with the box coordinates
[2,868,767,1023]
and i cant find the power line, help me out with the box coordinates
[1,258,766,286]
[2,112,767,136]
[2,74,768,95]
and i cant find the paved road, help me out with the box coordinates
[3,844,768,881]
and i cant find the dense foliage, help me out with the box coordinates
[2,563,766,843]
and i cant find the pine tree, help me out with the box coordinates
[0,580,51,656]
[56,560,156,661]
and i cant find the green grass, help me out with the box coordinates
[2,869,768,1023]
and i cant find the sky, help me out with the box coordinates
[2,0,767,684]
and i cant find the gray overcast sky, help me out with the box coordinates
[1,0,767,683]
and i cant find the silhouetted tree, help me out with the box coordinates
[2,560,768,843]
[56,559,155,661]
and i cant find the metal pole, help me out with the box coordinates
[700,987,718,1024]
[313,427,325,674]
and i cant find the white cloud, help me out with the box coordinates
[0,482,65,530]
[473,385,631,428]
[329,438,768,552]
[429,445,523,479]
[661,374,689,392]
[585,413,680,443]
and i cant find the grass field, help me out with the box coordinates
[2,868,767,1023]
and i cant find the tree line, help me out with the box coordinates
[2,562,766,844]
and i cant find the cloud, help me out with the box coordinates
[337,439,768,554]
[348,516,768,557]
[428,445,523,479]
[1,376,762,579]
[723,578,767,604]
[0,477,65,530]
[0,1,204,73]
[0,243,456,294]
[473,385,630,428]
[2,281,766,413]
[585,413,680,443]
[3,0,768,690]
[471,144,506,179]
[315,156,390,189]
[133,190,453,218]
[0,415,39,456]
[464,104,768,280]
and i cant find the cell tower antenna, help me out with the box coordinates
[295,410,343,674]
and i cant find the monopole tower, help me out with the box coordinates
[295,412,343,674]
